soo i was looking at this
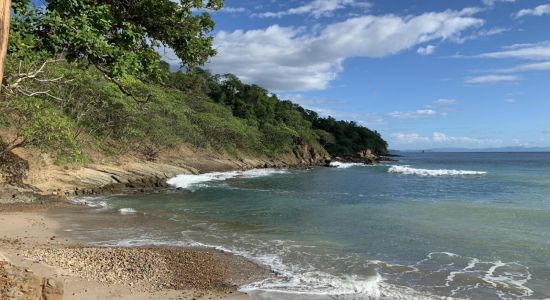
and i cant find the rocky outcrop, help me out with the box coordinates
[356,149,379,164]
[329,149,381,165]
[0,150,29,186]
[0,261,63,300]
[0,142,330,199]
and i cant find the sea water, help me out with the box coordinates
[55,152,550,299]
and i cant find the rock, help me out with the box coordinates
[42,278,64,300]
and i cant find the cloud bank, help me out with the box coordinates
[515,4,550,18]
[209,9,484,92]
[253,0,372,18]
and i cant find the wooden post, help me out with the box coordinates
[0,0,11,91]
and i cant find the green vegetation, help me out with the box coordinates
[0,0,387,165]
[313,118,388,157]
[10,0,222,80]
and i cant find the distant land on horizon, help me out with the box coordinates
[393,147,550,153]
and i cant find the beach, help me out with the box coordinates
[2,152,550,299]
[0,204,272,300]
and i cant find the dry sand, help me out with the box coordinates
[0,208,269,300]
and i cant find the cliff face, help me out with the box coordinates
[331,148,381,164]
[1,142,329,199]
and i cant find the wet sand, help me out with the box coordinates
[0,206,272,299]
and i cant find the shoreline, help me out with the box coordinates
[0,147,382,299]
[0,206,273,299]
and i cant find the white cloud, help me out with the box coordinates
[432,132,486,143]
[389,109,438,119]
[254,0,372,18]
[210,9,484,91]
[314,107,385,125]
[542,129,550,134]
[392,133,431,144]
[433,98,457,105]
[211,25,341,91]
[515,4,550,18]
[455,27,510,43]
[496,61,550,73]
[392,132,501,145]
[417,45,436,55]
[482,0,516,6]
[505,98,516,103]
[221,7,247,13]
[476,42,550,60]
[282,94,385,125]
[465,74,522,84]
[467,42,550,79]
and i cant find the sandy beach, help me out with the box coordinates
[0,204,271,300]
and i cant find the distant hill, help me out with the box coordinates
[399,147,550,153]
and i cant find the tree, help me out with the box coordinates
[0,0,224,158]
[0,0,10,90]
[7,0,223,85]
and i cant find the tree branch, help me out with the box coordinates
[93,64,152,104]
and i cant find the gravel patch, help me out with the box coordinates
[25,246,272,293]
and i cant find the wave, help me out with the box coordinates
[388,166,487,177]
[329,161,367,168]
[330,161,394,169]
[118,208,137,214]
[242,273,384,298]
[414,252,533,298]
[95,236,435,299]
[166,168,289,190]
[72,197,108,208]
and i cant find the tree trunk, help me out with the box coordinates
[0,0,11,91]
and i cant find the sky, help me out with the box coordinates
[179,0,550,150]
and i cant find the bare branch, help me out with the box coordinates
[16,87,64,102]
[3,59,66,91]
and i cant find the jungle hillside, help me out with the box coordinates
[0,0,388,177]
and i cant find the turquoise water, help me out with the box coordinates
[54,152,550,299]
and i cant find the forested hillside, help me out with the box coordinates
[0,0,387,170]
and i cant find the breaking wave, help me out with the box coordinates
[166,168,289,190]
[72,197,108,208]
[329,161,367,168]
[388,166,487,177]
[95,236,428,299]
[118,208,137,214]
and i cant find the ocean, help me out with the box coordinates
[53,152,550,299]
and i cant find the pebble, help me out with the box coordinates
[23,247,240,293]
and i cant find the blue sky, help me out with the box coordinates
[191,0,550,150]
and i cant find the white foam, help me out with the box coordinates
[388,166,487,177]
[91,234,441,299]
[95,235,387,298]
[118,208,137,215]
[242,273,383,297]
[416,252,533,298]
[329,161,366,168]
[166,168,288,190]
[72,197,108,208]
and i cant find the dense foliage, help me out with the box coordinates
[312,118,388,156]
[10,0,222,81]
[166,70,388,157]
[0,0,387,164]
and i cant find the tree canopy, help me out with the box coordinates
[166,70,389,157]
[9,0,223,80]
